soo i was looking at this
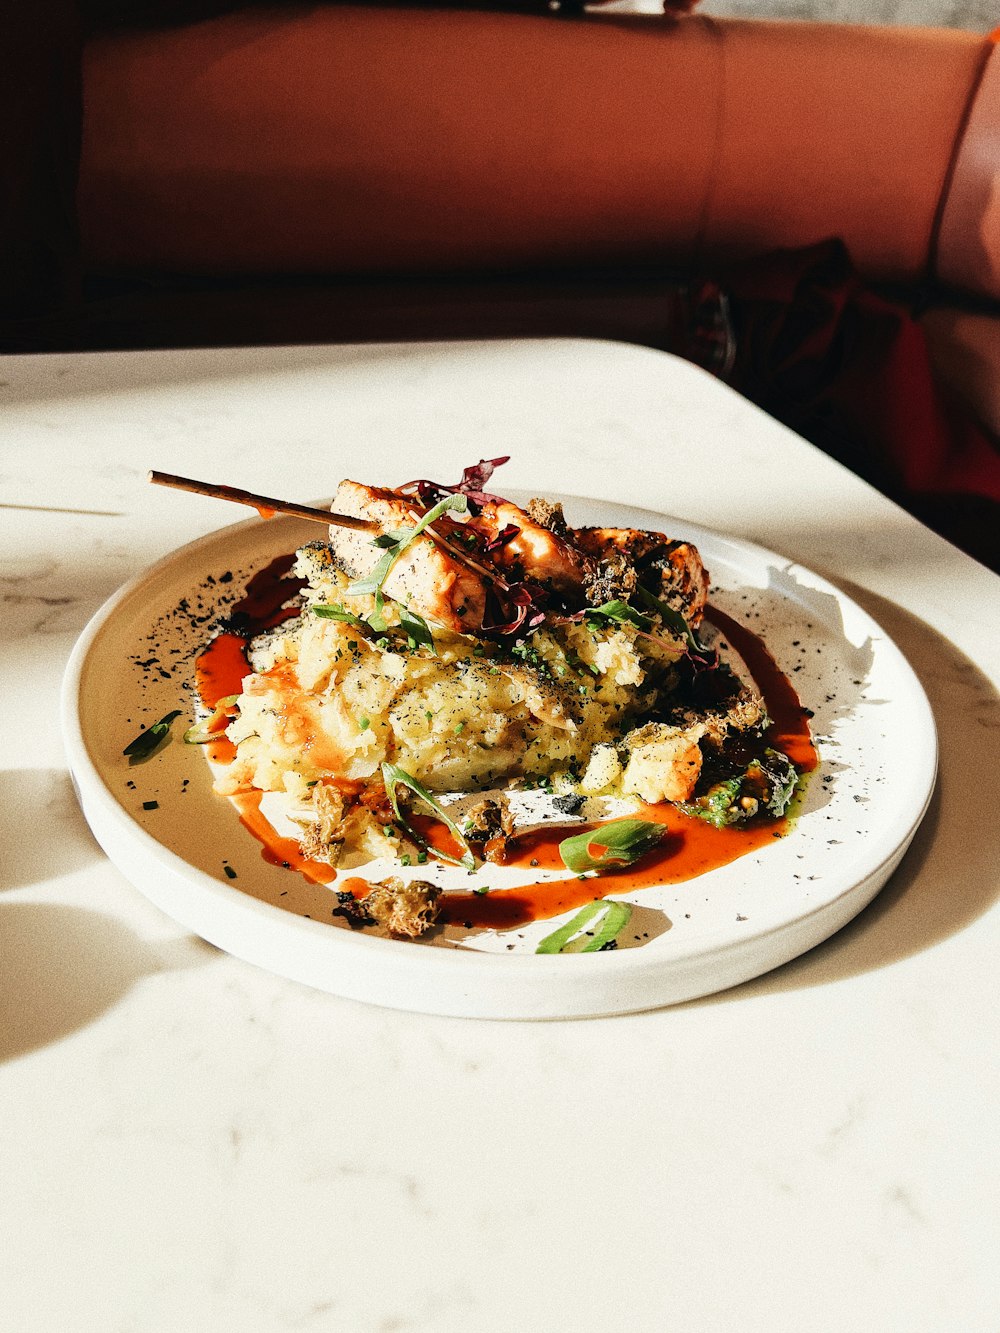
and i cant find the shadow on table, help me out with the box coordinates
[0,901,216,1062]
[697,585,1000,1003]
[0,768,216,1062]
[0,769,103,889]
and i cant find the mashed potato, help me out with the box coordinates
[214,480,767,868]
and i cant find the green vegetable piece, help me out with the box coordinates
[635,588,714,656]
[348,493,468,598]
[366,589,389,633]
[123,710,182,764]
[679,749,799,828]
[313,603,366,627]
[399,605,435,653]
[678,778,744,829]
[580,900,633,952]
[536,898,633,954]
[558,819,668,874]
[183,695,240,744]
[584,600,652,631]
[757,748,799,818]
[380,761,476,870]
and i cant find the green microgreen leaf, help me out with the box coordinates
[635,588,714,656]
[123,710,182,764]
[584,600,652,631]
[347,494,468,598]
[366,589,389,633]
[398,605,435,653]
[183,695,240,744]
[535,898,633,954]
[313,602,366,628]
[558,819,668,874]
[380,761,476,870]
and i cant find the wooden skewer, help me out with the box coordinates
[148,470,377,532]
[149,469,509,592]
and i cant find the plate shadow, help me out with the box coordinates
[0,769,104,891]
[0,901,216,1062]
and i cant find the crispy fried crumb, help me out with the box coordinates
[463,796,515,843]
[360,877,441,938]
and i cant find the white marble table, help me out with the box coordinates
[2,340,998,1332]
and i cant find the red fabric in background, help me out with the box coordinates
[0,6,996,571]
[722,241,1000,567]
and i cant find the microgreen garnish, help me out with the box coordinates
[398,605,435,653]
[482,578,549,636]
[636,588,717,668]
[558,819,668,874]
[313,603,366,627]
[347,493,469,598]
[380,762,477,870]
[123,710,182,764]
[399,456,511,515]
[584,600,652,631]
[535,898,633,954]
[183,695,240,745]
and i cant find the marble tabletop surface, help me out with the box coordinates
[2,339,998,1332]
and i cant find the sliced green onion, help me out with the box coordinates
[347,493,468,598]
[184,695,239,744]
[123,710,182,764]
[399,605,435,653]
[366,589,389,633]
[313,603,366,627]
[558,819,668,874]
[535,898,633,954]
[380,761,476,870]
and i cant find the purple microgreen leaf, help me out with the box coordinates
[398,456,510,514]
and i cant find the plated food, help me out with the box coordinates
[159,460,817,951]
[64,475,934,1013]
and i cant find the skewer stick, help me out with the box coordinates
[148,470,377,532]
[148,470,509,591]
[401,506,510,591]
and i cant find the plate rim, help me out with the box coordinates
[60,501,938,1011]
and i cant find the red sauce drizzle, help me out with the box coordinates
[440,803,783,929]
[704,605,819,773]
[230,553,306,632]
[194,555,329,867]
[231,789,336,885]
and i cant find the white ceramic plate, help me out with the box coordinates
[62,496,936,1018]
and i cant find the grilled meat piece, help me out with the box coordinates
[328,480,488,633]
[574,528,709,624]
